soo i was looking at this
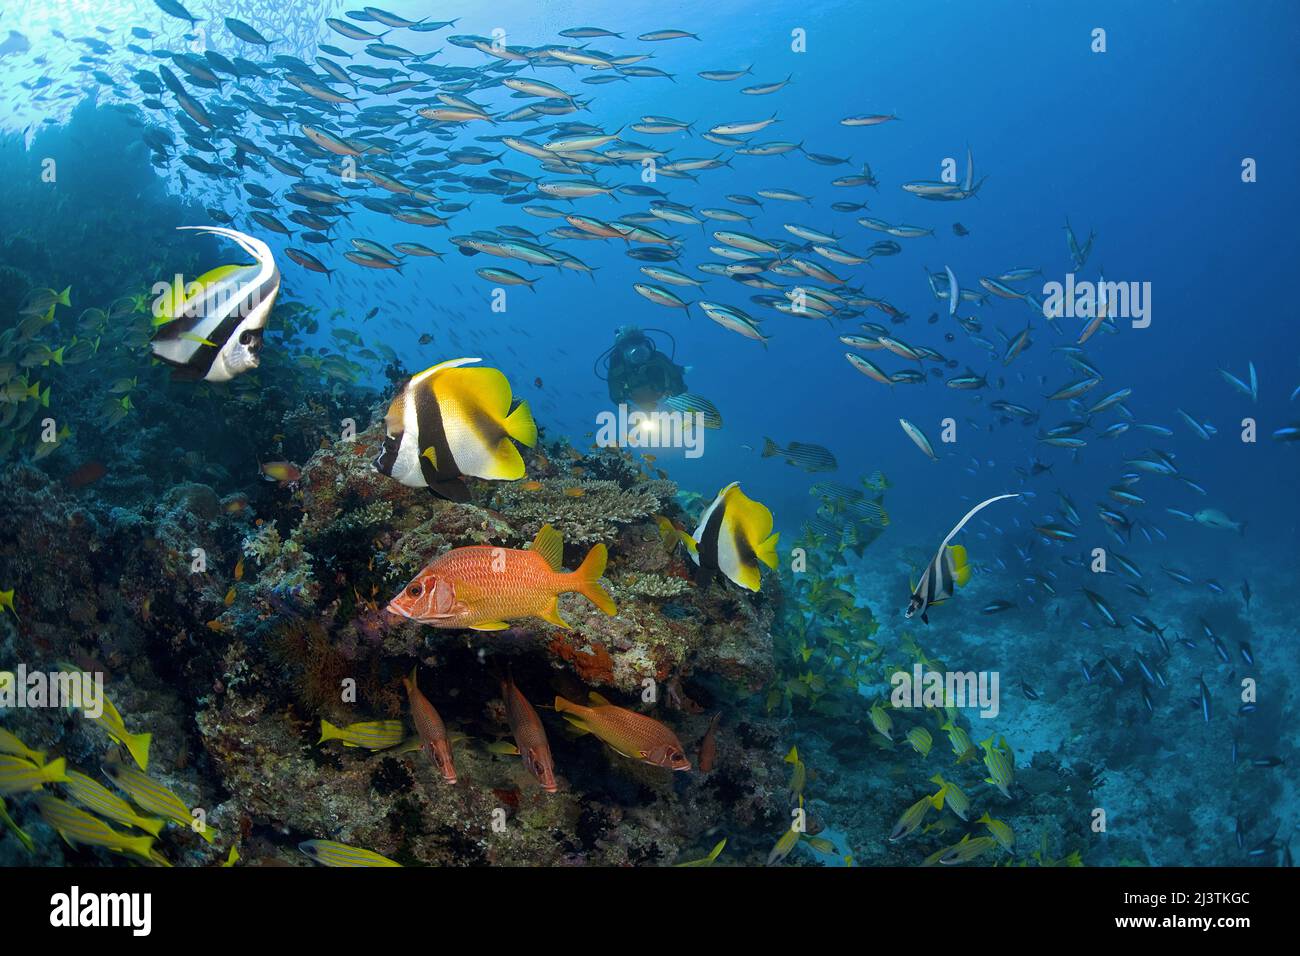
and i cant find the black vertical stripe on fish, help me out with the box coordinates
[695,500,726,585]
[413,380,459,487]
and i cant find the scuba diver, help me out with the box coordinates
[596,326,687,410]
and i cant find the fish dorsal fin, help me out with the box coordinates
[530,523,564,571]
[410,356,482,387]
[588,691,612,707]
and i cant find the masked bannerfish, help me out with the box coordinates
[150,226,279,382]
[373,358,537,502]
[906,493,1020,623]
[677,482,778,591]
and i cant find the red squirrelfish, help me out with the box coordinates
[502,672,557,792]
[555,692,691,771]
[387,524,616,631]
[402,668,456,784]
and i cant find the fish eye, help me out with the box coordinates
[408,584,422,598]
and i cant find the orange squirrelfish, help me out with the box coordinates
[402,667,457,784]
[555,692,691,771]
[698,712,721,773]
[502,672,557,792]
[387,524,616,631]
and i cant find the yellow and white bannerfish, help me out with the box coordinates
[373,358,537,502]
[677,482,778,591]
[150,226,280,383]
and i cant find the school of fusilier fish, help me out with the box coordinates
[0,1,1296,869]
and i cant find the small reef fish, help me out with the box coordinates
[299,839,401,867]
[150,227,280,382]
[502,672,557,792]
[373,357,537,502]
[64,769,165,837]
[0,754,68,795]
[101,759,216,845]
[698,713,721,772]
[318,719,406,750]
[906,493,1018,623]
[555,692,691,770]
[58,665,152,770]
[388,524,616,630]
[761,437,838,472]
[35,795,156,862]
[1193,508,1245,534]
[677,482,778,591]
[402,669,457,784]
[675,838,726,867]
[980,735,1016,798]
[0,727,45,764]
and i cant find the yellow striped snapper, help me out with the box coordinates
[299,839,401,867]
[0,754,68,795]
[0,727,45,764]
[64,769,165,837]
[928,773,970,820]
[101,760,216,844]
[318,718,405,750]
[978,811,1016,851]
[980,735,1016,798]
[35,795,157,862]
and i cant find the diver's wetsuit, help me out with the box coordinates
[606,330,686,409]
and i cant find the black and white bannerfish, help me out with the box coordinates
[906,493,1020,623]
[150,226,279,382]
[373,358,538,502]
[677,482,778,591]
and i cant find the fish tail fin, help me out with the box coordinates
[571,543,616,616]
[123,834,156,860]
[318,719,338,744]
[761,437,779,458]
[137,815,166,838]
[122,731,152,771]
[58,286,71,307]
[504,400,538,448]
[42,756,69,785]
[755,531,779,571]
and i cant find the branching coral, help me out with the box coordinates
[488,478,677,545]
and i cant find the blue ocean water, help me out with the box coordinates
[0,0,1296,869]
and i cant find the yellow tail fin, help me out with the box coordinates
[570,543,616,616]
[122,731,151,771]
[504,400,537,447]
